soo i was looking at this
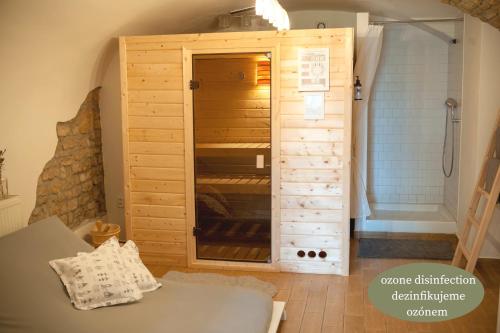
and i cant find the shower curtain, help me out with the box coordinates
[350,25,384,219]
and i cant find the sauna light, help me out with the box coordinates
[257,60,271,85]
[255,0,290,31]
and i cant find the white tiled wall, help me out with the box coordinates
[443,22,463,220]
[368,24,450,204]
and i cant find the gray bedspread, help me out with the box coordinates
[0,217,273,333]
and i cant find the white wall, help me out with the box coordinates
[459,15,500,258]
[0,0,242,232]
[289,10,356,29]
[368,23,450,204]
[99,51,124,235]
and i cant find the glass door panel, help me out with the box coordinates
[192,53,272,263]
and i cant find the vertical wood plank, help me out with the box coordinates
[272,43,282,269]
[341,28,354,276]
[119,37,133,239]
[182,47,196,267]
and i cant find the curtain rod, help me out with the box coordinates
[229,6,255,15]
[229,8,464,25]
[370,18,463,24]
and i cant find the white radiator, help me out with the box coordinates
[0,196,25,238]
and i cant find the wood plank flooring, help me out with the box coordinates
[146,240,500,333]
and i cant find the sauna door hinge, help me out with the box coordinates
[192,226,202,236]
[189,80,200,90]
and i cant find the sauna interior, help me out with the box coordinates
[1,1,500,332]
[192,53,272,262]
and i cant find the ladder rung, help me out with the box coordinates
[468,214,481,228]
[477,187,490,199]
[459,242,471,260]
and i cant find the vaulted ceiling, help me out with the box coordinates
[224,0,499,30]
[442,0,500,29]
[280,0,462,18]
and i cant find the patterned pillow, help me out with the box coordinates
[84,237,161,293]
[49,245,143,310]
[120,240,162,292]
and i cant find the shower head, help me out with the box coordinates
[445,98,458,108]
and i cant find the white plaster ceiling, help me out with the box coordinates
[281,0,462,19]
[102,0,463,35]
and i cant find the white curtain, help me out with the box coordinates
[350,25,384,219]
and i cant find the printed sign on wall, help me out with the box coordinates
[304,93,325,120]
[298,48,330,92]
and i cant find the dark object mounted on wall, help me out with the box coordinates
[354,76,362,101]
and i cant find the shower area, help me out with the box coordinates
[361,20,464,234]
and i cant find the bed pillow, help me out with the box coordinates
[84,237,161,293]
[49,245,143,310]
[120,240,162,292]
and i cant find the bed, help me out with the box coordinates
[0,217,284,333]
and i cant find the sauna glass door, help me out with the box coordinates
[192,53,272,263]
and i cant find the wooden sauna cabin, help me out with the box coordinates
[119,28,353,275]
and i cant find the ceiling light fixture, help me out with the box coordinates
[255,0,290,31]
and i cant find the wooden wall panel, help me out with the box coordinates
[121,45,187,267]
[120,29,353,274]
[277,30,353,275]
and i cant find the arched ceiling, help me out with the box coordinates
[441,0,499,29]
[281,0,462,18]
[170,0,463,33]
[87,0,463,36]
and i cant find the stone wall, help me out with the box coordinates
[29,88,106,228]
[442,0,500,29]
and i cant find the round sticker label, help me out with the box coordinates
[368,263,484,322]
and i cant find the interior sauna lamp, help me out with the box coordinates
[255,0,290,31]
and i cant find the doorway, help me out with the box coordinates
[192,53,272,263]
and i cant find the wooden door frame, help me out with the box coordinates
[182,45,281,272]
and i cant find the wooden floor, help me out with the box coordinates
[147,239,500,333]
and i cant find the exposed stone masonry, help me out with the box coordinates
[442,0,500,29]
[29,88,106,228]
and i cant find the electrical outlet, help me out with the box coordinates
[116,197,124,208]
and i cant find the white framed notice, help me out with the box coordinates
[304,92,325,120]
[298,48,330,92]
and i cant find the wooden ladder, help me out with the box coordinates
[452,113,500,272]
